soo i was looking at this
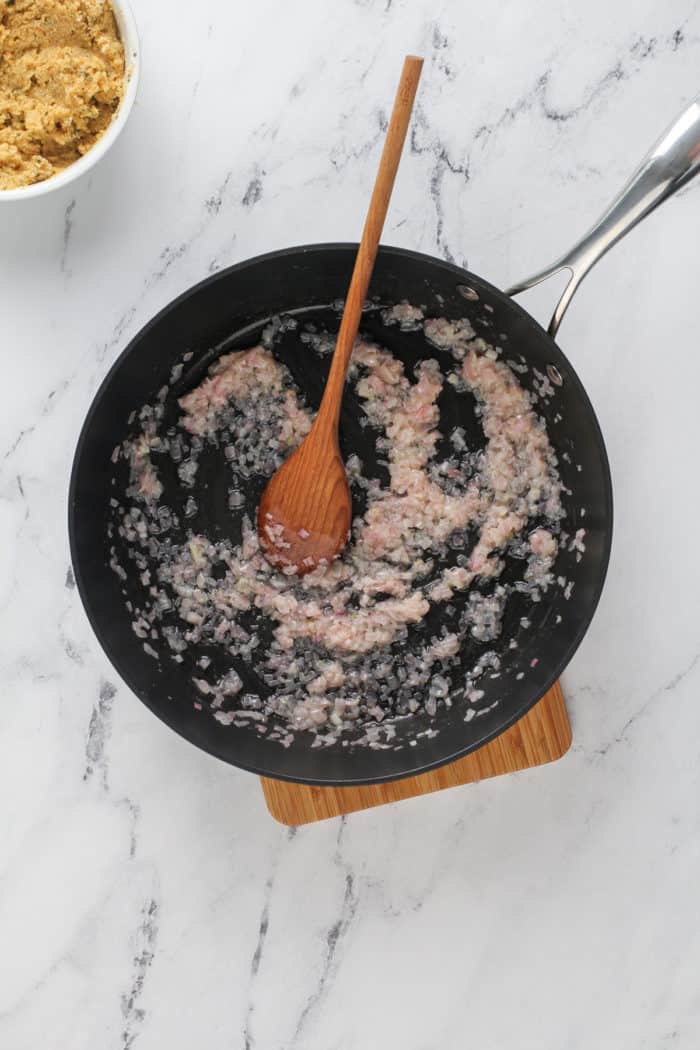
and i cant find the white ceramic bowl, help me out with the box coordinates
[0,0,140,202]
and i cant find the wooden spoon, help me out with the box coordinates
[258,55,423,574]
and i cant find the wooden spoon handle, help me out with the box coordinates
[317,55,424,429]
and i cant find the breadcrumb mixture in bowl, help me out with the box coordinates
[0,0,136,195]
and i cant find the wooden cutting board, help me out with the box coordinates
[261,680,570,825]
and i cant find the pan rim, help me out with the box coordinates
[68,242,613,786]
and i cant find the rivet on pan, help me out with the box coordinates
[547,364,563,386]
[457,284,479,301]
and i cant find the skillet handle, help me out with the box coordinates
[506,94,700,338]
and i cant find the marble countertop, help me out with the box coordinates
[2,1,700,1047]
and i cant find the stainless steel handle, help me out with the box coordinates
[506,94,700,337]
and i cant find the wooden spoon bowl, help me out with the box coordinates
[258,426,351,572]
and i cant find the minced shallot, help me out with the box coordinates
[108,305,580,749]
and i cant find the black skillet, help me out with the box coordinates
[69,96,700,785]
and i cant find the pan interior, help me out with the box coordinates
[69,245,612,785]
